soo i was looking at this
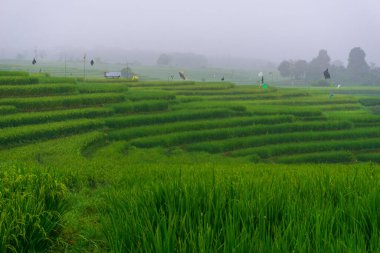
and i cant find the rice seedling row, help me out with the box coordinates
[0,107,114,128]
[111,100,170,113]
[124,90,176,101]
[129,120,352,148]
[0,118,104,147]
[0,84,78,97]
[162,82,235,90]
[0,105,17,115]
[0,93,125,111]
[185,126,380,154]
[77,83,128,93]
[275,151,355,163]
[0,76,39,85]
[126,80,195,87]
[109,115,295,141]
[0,70,29,76]
[230,136,380,158]
[106,108,242,128]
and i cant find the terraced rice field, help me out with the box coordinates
[2,70,380,252]
[2,74,379,163]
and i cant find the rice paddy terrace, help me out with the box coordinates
[2,70,380,252]
[1,71,380,164]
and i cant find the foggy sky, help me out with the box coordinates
[1,0,380,64]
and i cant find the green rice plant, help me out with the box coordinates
[101,167,380,252]
[112,100,170,113]
[369,106,380,114]
[83,78,135,83]
[230,136,380,158]
[0,118,104,146]
[79,132,108,158]
[127,81,195,87]
[357,152,380,162]
[124,90,175,101]
[348,115,380,126]
[171,100,247,112]
[0,77,39,85]
[109,115,295,141]
[186,126,380,154]
[37,77,77,84]
[261,96,358,106]
[246,105,323,117]
[0,84,78,97]
[175,89,275,96]
[106,108,240,128]
[0,107,113,128]
[162,82,235,90]
[276,151,355,163]
[0,168,67,252]
[311,104,361,111]
[0,105,17,115]
[0,70,29,77]
[359,98,380,106]
[77,83,128,93]
[130,120,353,148]
[0,93,125,111]
[197,90,309,101]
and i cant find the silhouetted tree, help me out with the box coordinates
[121,67,134,78]
[293,60,308,80]
[157,53,172,65]
[347,47,370,84]
[306,49,331,81]
[278,60,292,77]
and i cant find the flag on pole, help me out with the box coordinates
[179,71,186,80]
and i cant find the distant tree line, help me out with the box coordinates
[278,47,380,85]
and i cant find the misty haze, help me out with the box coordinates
[2,1,380,252]
[1,0,380,66]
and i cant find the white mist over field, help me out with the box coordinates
[1,0,380,65]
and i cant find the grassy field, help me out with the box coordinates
[1,70,380,252]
